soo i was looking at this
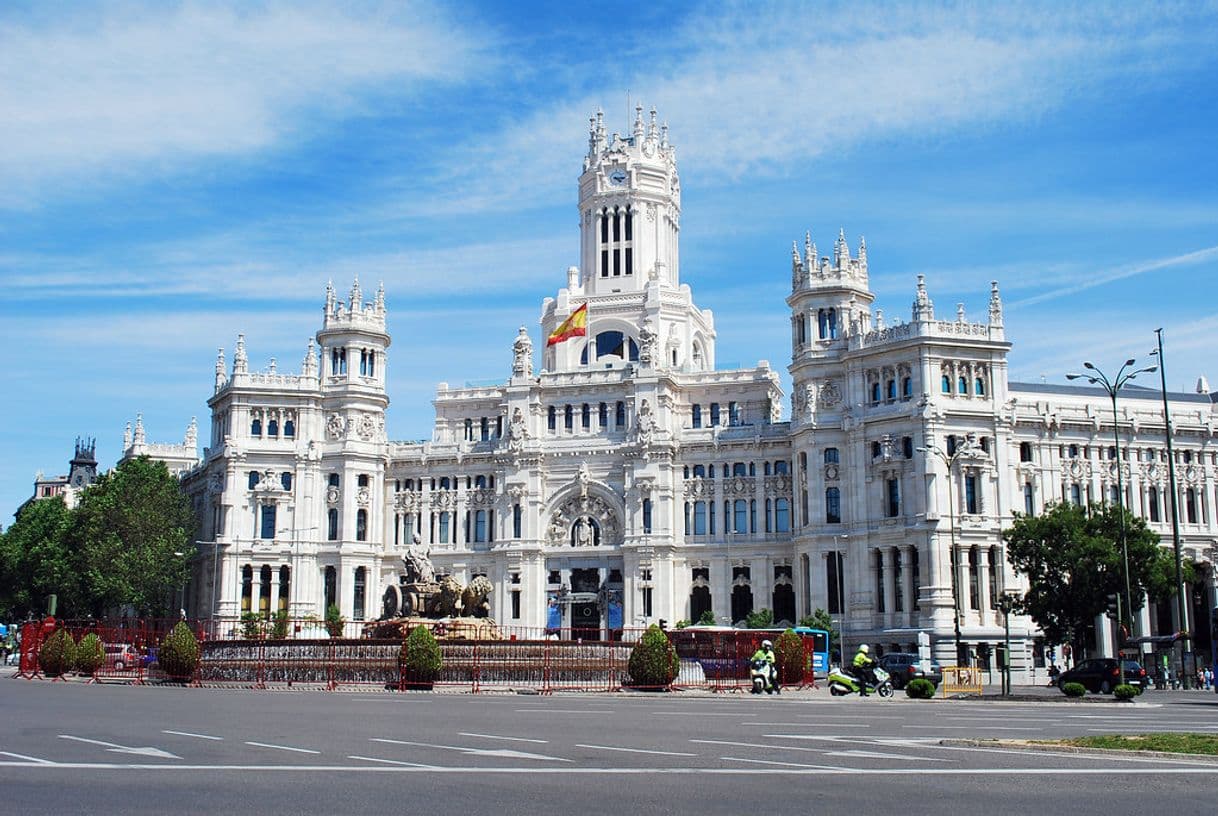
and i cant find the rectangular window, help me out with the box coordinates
[513,504,522,538]
[1070,484,1081,506]
[1148,488,1160,522]
[827,551,843,614]
[438,512,451,544]
[1024,483,1034,515]
[511,590,521,619]
[693,501,707,535]
[886,479,900,517]
[642,498,652,534]
[728,401,739,425]
[826,488,841,524]
[965,474,979,515]
[775,499,790,533]
[733,500,747,534]
[642,586,653,618]
[710,403,721,426]
[613,248,620,276]
[260,504,276,539]
[875,550,885,614]
[1187,489,1198,524]
[692,404,702,428]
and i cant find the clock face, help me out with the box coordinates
[608,168,627,185]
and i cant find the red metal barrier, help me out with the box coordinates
[14,618,824,694]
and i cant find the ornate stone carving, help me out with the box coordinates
[326,486,340,506]
[512,326,533,378]
[393,491,420,512]
[638,324,658,367]
[356,486,370,506]
[818,380,841,408]
[546,492,620,546]
[507,407,528,453]
[326,413,346,440]
[634,399,656,447]
[356,413,376,441]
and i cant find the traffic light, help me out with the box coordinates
[1105,594,1119,619]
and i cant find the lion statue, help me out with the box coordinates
[460,575,494,618]
[434,574,464,617]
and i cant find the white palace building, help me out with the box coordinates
[164,109,1216,681]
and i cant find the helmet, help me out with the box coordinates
[859,644,870,654]
[761,640,773,650]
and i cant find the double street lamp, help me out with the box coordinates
[1067,358,1157,682]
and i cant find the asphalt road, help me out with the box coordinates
[3,680,1217,815]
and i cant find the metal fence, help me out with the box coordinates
[11,617,821,694]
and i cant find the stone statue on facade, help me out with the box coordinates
[638,323,658,368]
[402,535,436,585]
[512,326,533,378]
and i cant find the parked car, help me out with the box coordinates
[103,643,139,672]
[1056,658,1148,694]
[876,652,943,689]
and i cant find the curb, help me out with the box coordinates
[941,738,1218,763]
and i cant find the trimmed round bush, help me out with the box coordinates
[158,622,200,680]
[39,629,77,677]
[1062,681,1087,698]
[401,625,442,685]
[775,629,805,685]
[627,624,680,688]
[905,677,936,699]
[1113,683,1139,701]
[74,633,105,675]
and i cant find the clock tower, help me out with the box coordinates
[577,105,681,296]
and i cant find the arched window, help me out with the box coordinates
[774,460,789,475]
[870,382,881,403]
[324,566,337,612]
[957,376,968,394]
[241,565,253,613]
[267,419,278,437]
[615,401,626,427]
[328,473,340,488]
[902,377,912,399]
[593,331,639,362]
[251,418,262,436]
[356,509,367,541]
[564,404,573,430]
[284,419,295,437]
[248,471,260,489]
[826,488,841,524]
[886,379,896,400]
[824,447,839,464]
[547,406,556,431]
[281,472,292,491]
[259,565,272,614]
[353,567,366,621]
[974,378,985,396]
[277,565,290,614]
[581,403,590,429]
[941,375,951,394]
[598,402,608,428]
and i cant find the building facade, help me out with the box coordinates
[178,109,1218,681]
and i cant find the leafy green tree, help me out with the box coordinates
[799,607,840,661]
[626,623,680,688]
[0,496,82,618]
[1003,502,1179,654]
[696,609,716,626]
[70,456,195,616]
[745,608,773,629]
[159,621,201,680]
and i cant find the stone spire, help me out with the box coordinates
[325,279,336,315]
[834,228,849,268]
[912,275,935,321]
[374,280,386,315]
[215,347,227,391]
[804,231,813,269]
[988,280,1003,327]
[233,334,248,375]
[133,413,146,446]
[956,303,966,323]
[123,421,132,451]
[633,103,644,140]
[858,236,867,267]
[349,275,363,310]
[301,337,317,378]
[184,417,198,450]
[648,106,658,140]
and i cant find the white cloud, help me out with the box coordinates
[402,1,1217,216]
[0,1,484,207]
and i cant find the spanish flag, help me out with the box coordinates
[546,302,588,347]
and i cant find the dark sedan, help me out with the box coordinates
[876,652,943,689]
[1057,658,1148,694]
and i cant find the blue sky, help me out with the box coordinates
[2,0,1217,519]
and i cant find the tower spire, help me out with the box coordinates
[233,334,247,374]
[989,280,1004,327]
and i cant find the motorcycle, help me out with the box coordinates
[827,664,893,698]
[749,658,778,694]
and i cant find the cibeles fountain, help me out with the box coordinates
[365,536,501,640]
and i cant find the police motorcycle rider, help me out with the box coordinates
[750,639,780,694]
[850,643,878,696]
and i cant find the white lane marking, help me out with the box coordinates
[163,730,223,741]
[514,709,614,715]
[244,741,320,755]
[0,751,54,764]
[826,749,949,762]
[371,737,570,762]
[348,755,435,768]
[796,714,902,720]
[650,711,743,717]
[58,735,179,760]
[926,742,1218,765]
[458,732,548,744]
[761,735,860,743]
[742,722,869,727]
[0,763,1216,775]
[691,738,829,754]
[576,744,697,757]
[720,756,851,770]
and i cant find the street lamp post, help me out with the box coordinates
[996,592,1019,696]
[916,438,972,667]
[1151,329,1191,688]
[1067,358,1157,687]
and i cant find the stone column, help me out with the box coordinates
[899,546,914,627]
[881,548,895,624]
[977,546,992,626]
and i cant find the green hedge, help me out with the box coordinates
[1062,681,1087,698]
[627,624,680,688]
[1113,683,1140,701]
[401,625,442,684]
[159,622,200,680]
[74,633,105,675]
[39,629,76,677]
[775,629,804,685]
[905,678,936,699]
